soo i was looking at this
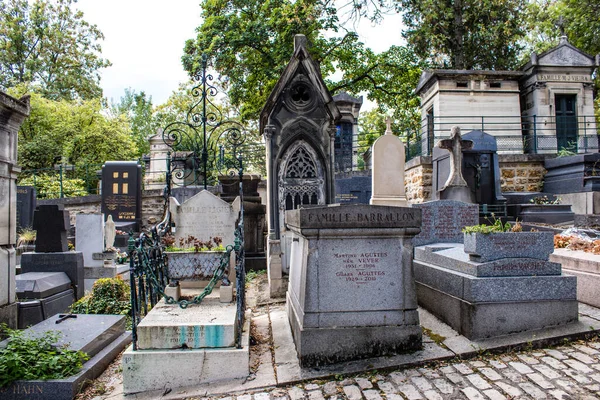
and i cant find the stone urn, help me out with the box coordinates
[463,231,555,262]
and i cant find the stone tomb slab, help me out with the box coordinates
[20,251,85,300]
[136,297,237,350]
[415,244,562,277]
[170,190,236,247]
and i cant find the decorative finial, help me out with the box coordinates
[451,126,461,138]
[385,116,393,135]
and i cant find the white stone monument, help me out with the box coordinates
[370,117,408,207]
[169,190,237,247]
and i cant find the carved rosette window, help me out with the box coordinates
[278,141,325,218]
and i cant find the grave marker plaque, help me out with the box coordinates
[16,186,36,231]
[101,161,142,230]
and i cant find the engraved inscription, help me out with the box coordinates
[333,251,388,285]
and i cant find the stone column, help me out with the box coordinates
[328,124,337,203]
[0,92,30,328]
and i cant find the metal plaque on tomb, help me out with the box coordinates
[16,186,36,231]
[101,161,142,231]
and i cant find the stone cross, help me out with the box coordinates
[385,116,392,135]
[438,126,473,189]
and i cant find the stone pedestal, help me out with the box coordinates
[285,204,422,367]
[21,252,85,300]
[414,242,578,339]
[122,297,249,394]
[267,239,285,298]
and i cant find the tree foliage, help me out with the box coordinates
[398,0,527,70]
[183,0,423,127]
[10,88,139,172]
[0,0,110,100]
[110,88,157,156]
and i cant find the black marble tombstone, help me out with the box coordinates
[16,186,36,231]
[334,172,371,204]
[433,130,506,207]
[101,161,142,231]
[21,204,85,299]
[32,204,69,253]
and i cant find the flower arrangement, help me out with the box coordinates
[162,234,225,252]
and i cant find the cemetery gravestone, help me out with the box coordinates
[334,172,371,204]
[101,161,142,231]
[435,127,474,203]
[370,117,408,206]
[285,204,422,366]
[412,200,479,247]
[33,204,69,253]
[16,186,36,231]
[170,190,237,246]
[21,205,84,299]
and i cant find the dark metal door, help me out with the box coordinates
[555,94,578,153]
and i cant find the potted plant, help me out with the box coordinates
[162,235,228,281]
[462,218,554,262]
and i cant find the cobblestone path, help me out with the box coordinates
[207,339,600,400]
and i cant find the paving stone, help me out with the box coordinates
[501,368,527,382]
[548,389,571,400]
[445,372,465,385]
[323,382,338,396]
[527,372,555,389]
[405,370,422,378]
[340,379,355,386]
[238,395,252,400]
[305,384,320,391]
[591,373,600,384]
[488,360,507,369]
[469,361,486,368]
[422,390,443,400]
[568,352,595,364]
[465,374,492,390]
[389,372,408,385]
[585,383,600,392]
[478,367,503,381]
[495,382,523,398]
[376,381,397,395]
[555,378,579,393]
[221,397,233,400]
[482,389,506,400]
[454,363,475,375]
[288,386,306,400]
[439,365,455,374]
[509,361,535,374]
[533,364,562,380]
[563,359,595,373]
[542,356,567,369]
[343,385,363,400]
[545,349,568,360]
[355,378,373,390]
[432,379,454,395]
[419,368,440,379]
[573,344,600,355]
[460,387,485,400]
[587,342,600,350]
[386,395,404,400]
[254,393,271,400]
[307,391,324,400]
[517,354,540,364]
[563,369,591,384]
[519,382,547,399]
[362,390,382,400]
[411,376,433,391]
[398,384,423,400]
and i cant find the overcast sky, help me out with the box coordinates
[75,0,404,107]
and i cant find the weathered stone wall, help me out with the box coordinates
[39,190,166,230]
[498,154,552,192]
[404,154,555,204]
[405,156,433,204]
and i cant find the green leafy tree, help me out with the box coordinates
[10,88,139,176]
[398,0,527,70]
[182,0,422,126]
[525,0,600,56]
[110,88,157,156]
[0,0,110,100]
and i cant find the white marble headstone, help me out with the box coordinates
[170,190,237,247]
[76,214,105,268]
